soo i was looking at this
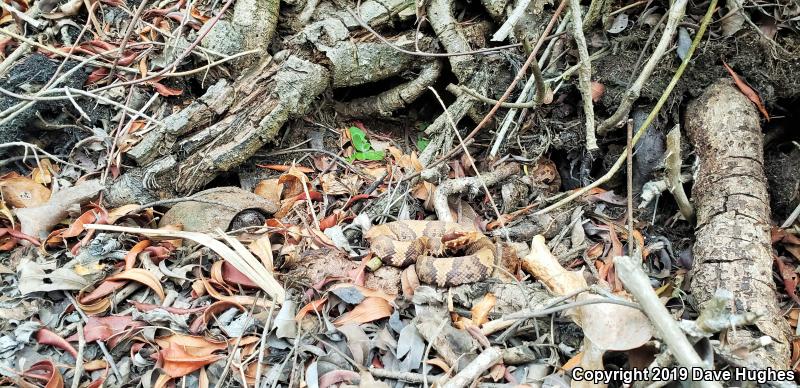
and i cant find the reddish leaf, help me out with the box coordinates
[85,68,109,85]
[295,297,328,321]
[723,62,770,121]
[148,81,183,96]
[775,256,800,305]
[19,360,64,388]
[157,342,224,378]
[124,240,151,269]
[342,194,375,210]
[293,191,323,202]
[257,164,314,173]
[36,328,78,358]
[61,208,104,238]
[80,280,127,304]
[66,316,144,346]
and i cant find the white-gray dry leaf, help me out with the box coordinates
[396,323,425,371]
[607,13,629,33]
[221,312,255,338]
[17,259,89,294]
[158,261,194,283]
[274,300,298,339]
[324,225,356,256]
[337,324,370,366]
[331,286,365,305]
[305,362,319,388]
[721,0,745,36]
[677,28,692,60]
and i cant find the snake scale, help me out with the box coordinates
[365,220,496,287]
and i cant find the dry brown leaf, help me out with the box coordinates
[471,293,496,326]
[248,234,274,272]
[254,179,283,204]
[155,334,228,357]
[334,297,392,326]
[31,159,56,184]
[295,297,328,321]
[723,62,770,121]
[0,200,15,229]
[106,204,141,223]
[278,166,310,199]
[18,360,64,388]
[319,173,361,196]
[258,164,314,173]
[107,268,166,301]
[0,176,51,208]
[85,224,285,303]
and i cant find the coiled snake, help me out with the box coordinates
[365,220,496,287]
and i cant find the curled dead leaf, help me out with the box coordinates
[106,268,165,301]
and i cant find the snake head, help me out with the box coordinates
[442,231,482,250]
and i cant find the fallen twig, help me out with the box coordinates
[569,0,598,150]
[614,256,721,388]
[432,162,520,223]
[665,125,694,220]
[70,321,85,388]
[440,347,502,388]
[64,292,123,381]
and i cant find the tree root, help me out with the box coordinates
[433,163,520,223]
[686,79,789,370]
[335,59,443,116]
[105,55,329,205]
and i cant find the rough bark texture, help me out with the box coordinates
[686,79,789,369]
[105,56,329,205]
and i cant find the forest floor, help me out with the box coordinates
[0,0,799,386]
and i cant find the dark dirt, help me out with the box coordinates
[594,28,800,120]
[0,54,89,149]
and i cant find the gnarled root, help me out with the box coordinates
[105,56,329,205]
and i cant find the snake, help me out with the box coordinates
[365,220,496,287]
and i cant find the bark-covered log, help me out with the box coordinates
[686,79,789,370]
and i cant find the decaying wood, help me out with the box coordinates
[686,79,789,370]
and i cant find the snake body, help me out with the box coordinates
[365,221,496,287]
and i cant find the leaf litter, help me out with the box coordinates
[0,0,799,386]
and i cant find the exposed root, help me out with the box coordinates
[335,59,443,116]
[433,163,520,223]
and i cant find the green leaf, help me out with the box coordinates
[348,126,371,152]
[352,150,385,161]
[416,136,430,152]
